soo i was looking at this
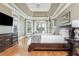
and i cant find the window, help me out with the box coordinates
[27,20,33,34]
[27,21,32,33]
[36,21,45,33]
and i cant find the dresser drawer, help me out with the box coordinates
[0,39,4,41]
[0,46,5,52]
[0,36,4,41]
[0,43,4,46]
[5,41,12,49]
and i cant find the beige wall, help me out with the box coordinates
[0,4,12,16]
[55,4,79,26]
[0,4,12,34]
[71,4,79,20]
[0,4,26,37]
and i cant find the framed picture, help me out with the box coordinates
[62,12,71,24]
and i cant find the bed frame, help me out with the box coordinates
[28,43,70,52]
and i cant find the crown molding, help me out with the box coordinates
[2,3,13,10]
[51,3,71,19]
[2,3,71,20]
[52,3,65,17]
[32,17,49,20]
[2,3,28,18]
[9,3,27,18]
[55,3,71,18]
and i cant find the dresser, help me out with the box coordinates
[0,33,18,52]
[12,33,18,46]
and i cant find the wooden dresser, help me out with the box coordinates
[0,33,18,52]
[12,33,18,46]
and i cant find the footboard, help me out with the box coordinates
[28,43,70,52]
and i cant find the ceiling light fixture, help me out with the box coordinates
[36,4,40,8]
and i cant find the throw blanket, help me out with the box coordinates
[31,34,41,43]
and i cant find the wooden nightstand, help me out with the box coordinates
[67,39,79,56]
[65,39,74,56]
[72,39,79,56]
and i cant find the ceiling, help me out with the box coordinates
[14,3,33,16]
[14,3,62,17]
[26,3,51,12]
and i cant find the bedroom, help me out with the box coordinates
[0,3,79,56]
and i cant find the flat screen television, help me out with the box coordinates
[0,12,13,26]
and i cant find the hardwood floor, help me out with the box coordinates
[0,37,68,56]
[30,51,68,56]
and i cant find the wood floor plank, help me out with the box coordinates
[0,37,68,56]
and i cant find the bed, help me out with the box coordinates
[27,33,69,51]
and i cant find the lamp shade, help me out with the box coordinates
[72,20,79,27]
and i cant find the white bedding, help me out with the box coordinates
[27,34,67,47]
[27,37,32,47]
[41,34,67,43]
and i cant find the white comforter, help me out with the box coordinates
[27,34,67,47]
[41,34,67,43]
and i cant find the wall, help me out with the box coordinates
[55,4,79,26]
[54,4,79,38]
[0,4,12,34]
[71,4,79,20]
[18,15,25,37]
[0,4,26,38]
[55,4,72,26]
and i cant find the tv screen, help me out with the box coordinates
[0,12,13,26]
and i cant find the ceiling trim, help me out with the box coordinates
[2,3,49,20]
[52,3,64,17]
[2,3,13,10]
[32,17,49,20]
[10,4,27,18]
[51,3,71,19]
[55,3,71,18]
[2,3,25,18]
[2,3,71,20]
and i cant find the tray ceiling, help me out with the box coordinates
[14,3,61,17]
[26,3,51,12]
